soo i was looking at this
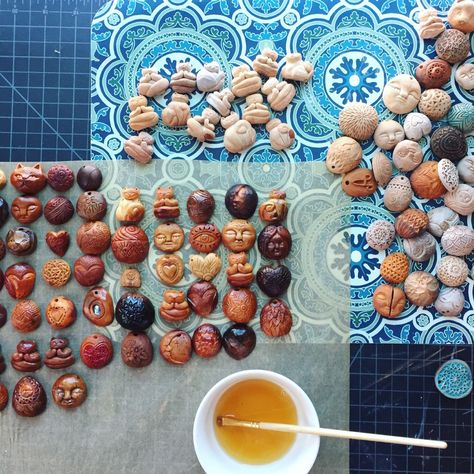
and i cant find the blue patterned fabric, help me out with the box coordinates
[91,0,474,344]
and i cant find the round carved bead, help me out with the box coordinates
[441,225,474,257]
[444,184,474,216]
[12,376,46,417]
[0,383,8,412]
[42,259,71,288]
[76,191,107,221]
[121,332,153,368]
[392,140,423,173]
[434,287,465,317]
[256,264,291,297]
[383,176,413,212]
[77,164,102,191]
[44,196,75,225]
[192,324,222,358]
[44,337,75,369]
[0,304,7,328]
[373,284,406,318]
[5,262,36,299]
[155,254,184,285]
[76,221,111,255]
[0,351,5,374]
[435,29,470,64]
[326,137,362,174]
[11,300,41,332]
[187,190,215,224]
[342,168,377,197]
[222,219,256,252]
[46,296,76,329]
[47,164,75,192]
[73,255,105,287]
[404,271,439,307]
[457,156,474,184]
[45,230,70,257]
[403,232,437,263]
[52,373,87,409]
[189,223,221,253]
[447,102,474,134]
[80,333,113,369]
[430,126,467,162]
[403,113,432,141]
[115,292,155,331]
[187,281,218,317]
[338,103,378,141]
[410,162,446,199]
[380,253,409,284]
[223,288,257,323]
[160,290,190,322]
[427,206,460,238]
[153,222,184,253]
[10,163,46,194]
[418,89,452,121]
[260,299,293,337]
[415,58,451,89]
[366,220,395,252]
[258,224,292,260]
[225,184,258,219]
[159,330,192,365]
[11,340,42,372]
[394,209,429,239]
[436,256,469,287]
[11,195,42,224]
[6,226,37,256]
[111,225,149,264]
[222,324,256,360]
[83,287,114,327]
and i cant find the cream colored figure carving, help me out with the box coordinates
[281,53,314,82]
[266,119,295,151]
[243,94,271,125]
[222,112,256,154]
[448,0,474,33]
[418,8,445,39]
[187,108,220,142]
[170,62,196,94]
[124,131,154,163]
[196,62,225,92]
[261,78,296,111]
[138,68,169,97]
[128,95,158,131]
[231,65,262,97]
[162,93,191,128]
[115,187,145,224]
[252,49,278,77]
[207,88,235,117]
[189,253,222,281]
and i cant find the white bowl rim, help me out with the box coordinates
[193,369,320,474]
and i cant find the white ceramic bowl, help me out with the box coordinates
[193,369,320,474]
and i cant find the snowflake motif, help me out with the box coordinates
[417,314,430,327]
[235,13,248,26]
[329,56,380,105]
[108,13,121,26]
[350,232,379,281]
[283,12,297,25]
[108,138,121,151]
[467,314,474,327]
[433,327,465,344]
[331,230,350,282]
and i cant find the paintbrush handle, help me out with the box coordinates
[219,418,447,450]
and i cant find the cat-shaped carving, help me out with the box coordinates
[10,163,46,194]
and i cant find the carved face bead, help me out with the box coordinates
[257,224,292,260]
[189,223,221,253]
[80,333,113,369]
[222,219,256,252]
[5,263,36,299]
[52,374,87,409]
[83,287,114,327]
[10,163,46,194]
[186,190,215,224]
[11,196,42,224]
[225,184,258,219]
[153,222,185,253]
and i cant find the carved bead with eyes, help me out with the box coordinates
[154,222,185,253]
[115,187,145,224]
[392,140,423,172]
[382,74,421,114]
[10,163,46,194]
[455,63,474,91]
[448,0,474,33]
[189,223,221,253]
[5,263,36,299]
[11,196,42,224]
[374,120,405,150]
[222,219,256,252]
[258,224,292,260]
[52,374,87,409]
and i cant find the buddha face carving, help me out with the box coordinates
[448,0,474,33]
[374,120,405,150]
[222,219,256,252]
[11,196,42,224]
[52,374,87,409]
[455,63,474,90]
[154,222,184,253]
[383,74,421,114]
[257,224,292,260]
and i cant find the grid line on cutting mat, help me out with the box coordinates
[0,0,107,162]
[350,344,474,474]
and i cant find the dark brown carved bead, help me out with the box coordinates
[11,300,41,333]
[0,383,8,411]
[76,221,111,255]
[115,292,155,331]
[187,190,215,224]
[73,255,105,287]
[189,223,221,253]
[222,288,257,323]
[111,225,149,264]
[192,324,222,358]
[260,299,292,337]
[6,226,37,256]
[222,324,256,360]
[159,329,192,365]
[0,268,3,292]
[80,333,113,369]
[430,126,467,162]
[5,263,36,299]
[44,337,75,369]
[45,296,76,329]
[47,164,75,192]
[0,304,7,328]
[121,332,153,368]
[83,287,114,327]
[153,187,180,219]
[225,184,258,219]
[44,196,75,225]
[11,195,42,224]
[258,224,292,260]
[187,281,218,316]
[0,349,5,374]
[11,340,42,372]
[77,165,102,191]
[76,191,107,221]
[0,237,5,260]
[256,265,292,297]
[0,197,9,228]
[52,373,87,409]
[45,230,70,257]
[160,290,190,322]
[10,163,47,194]
[12,376,47,417]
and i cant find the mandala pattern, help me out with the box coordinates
[435,360,473,400]
[91,0,474,344]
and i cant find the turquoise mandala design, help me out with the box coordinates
[435,360,473,400]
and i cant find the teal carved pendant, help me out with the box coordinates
[435,360,473,400]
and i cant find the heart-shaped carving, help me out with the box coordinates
[188,253,221,281]
[163,263,178,278]
[155,255,184,285]
[256,264,292,297]
[45,230,70,257]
